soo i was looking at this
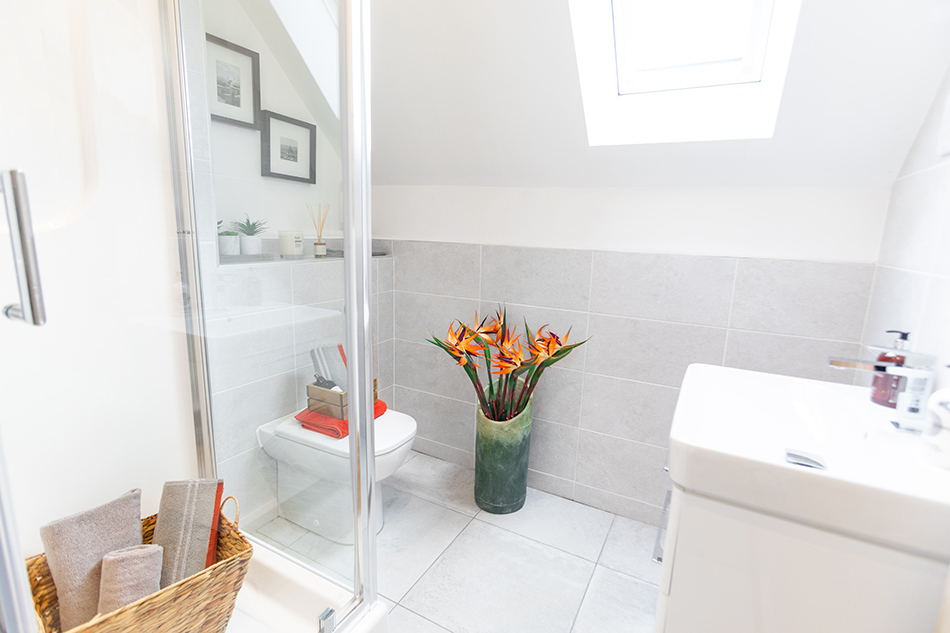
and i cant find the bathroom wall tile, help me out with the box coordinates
[373,239,394,256]
[401,521,593,633]
[394,292,480,344]
[586,315,727,387]
[878,164,950,274]
[393,241,481,298]
[598,517,663,586]
[192,168,217,241]
[395,340,477,403]
[411,437,473,469]
[200,261,293,319]
[575,432,669,507]
[217,448,278,518]
[179,0,207,72]
[590,252,736,327]
[527,470,575,499]
[211,371,298,461]
[531,367,584,427]
[580,375,679,448]
[376,339,394,389]
[478,301,589,371]
[378,257,394,292]
[572,485,663,527]
[724,331,860,384]
[480,246,593,311]
[572,566,658,633]
[292,301,347,372]
[292,259,345,305]
[377,291,395,342]
[394,387,475,454]
[372,259,379,294]
[379,386,394,407]
[918,276,950,389]
[862,266,932,349]
[205,308,295,393]
[731,259,874,341]
[528,419,579,480]
[476,488,613,561]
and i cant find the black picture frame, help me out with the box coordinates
[261,111,317,184]
[206,34,261,129]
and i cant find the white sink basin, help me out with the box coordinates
[669,364,950,560]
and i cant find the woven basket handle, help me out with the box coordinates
[220,495,240,528]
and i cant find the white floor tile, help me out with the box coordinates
[402,520,595,633]
[286,531,355,588]
[256,517,309,547]
[572,566,657,633]
[378,595,398,613]
[377,484,473,600]
[387,451,480,516]
[389,606,453,633]
[476,487,614,561]
[598,516,662,585]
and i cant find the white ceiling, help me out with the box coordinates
[370,0,950,188]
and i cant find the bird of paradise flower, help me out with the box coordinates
[427,306,587,421]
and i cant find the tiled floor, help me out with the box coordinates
[248,451,660,633]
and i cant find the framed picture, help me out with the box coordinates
[205,34,261,128]
[261,111,317,184]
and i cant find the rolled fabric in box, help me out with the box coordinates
[97,544,163,615]
[39,489,143,630]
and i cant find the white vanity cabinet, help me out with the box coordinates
[655,365,950,633]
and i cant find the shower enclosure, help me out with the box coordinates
[166,0,381,627]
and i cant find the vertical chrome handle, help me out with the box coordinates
[653,489,672,564]
[2,170,45,326]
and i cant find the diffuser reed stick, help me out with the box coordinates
[307,203,330,257]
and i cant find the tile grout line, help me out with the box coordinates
[722,258,739,366]
[394,512,478,607]
[573,255,595,501]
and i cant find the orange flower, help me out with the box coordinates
[468,312,500,342]
[445,322,482,368]
[491,328,525,375]
[528,326,570,364]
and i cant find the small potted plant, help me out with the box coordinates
[217,220,240,256]
[232,215,268,255]
[428,307,585,514]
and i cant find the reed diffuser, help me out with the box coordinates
[307,203,330,257]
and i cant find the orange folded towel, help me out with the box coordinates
[296,399,388,438]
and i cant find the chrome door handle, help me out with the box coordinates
[652,489,672,564]
[2,170,45,325]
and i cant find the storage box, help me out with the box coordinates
[307,379,378,419]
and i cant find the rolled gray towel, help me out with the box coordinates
[97,544,163,614]
[39,489,142,630]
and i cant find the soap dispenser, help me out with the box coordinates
[871,330,910,408]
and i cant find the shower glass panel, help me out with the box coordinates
[173,0,378,600]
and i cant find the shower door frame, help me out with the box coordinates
[160,0,379,628]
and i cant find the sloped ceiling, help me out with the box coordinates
[371,0,950,188]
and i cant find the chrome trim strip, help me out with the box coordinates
[653,489,672,564]
[0,432,39,633]
[2,170,46,327]
[159,0,216,478]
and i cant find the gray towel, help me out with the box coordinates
[39,489,142,630]
[152,479,222,588]
[97,545,163,615]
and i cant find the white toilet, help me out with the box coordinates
[257,408,417,544]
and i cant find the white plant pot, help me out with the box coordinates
[240,234,262,255]
[218,234,240,256]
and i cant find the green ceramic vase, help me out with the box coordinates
[474,399,532,514]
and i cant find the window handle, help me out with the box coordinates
[2,170,46,326]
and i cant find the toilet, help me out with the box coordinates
[257,408,417,544]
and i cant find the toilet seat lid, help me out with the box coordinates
[275,409,417,459]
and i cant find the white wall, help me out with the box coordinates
[373,185,890,262]
[862,67,950,389]
[0,0,197,554]
[204,0,343,241]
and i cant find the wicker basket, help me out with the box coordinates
[25,503,253,633]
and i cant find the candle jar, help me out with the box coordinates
[314,241,327,258]
[279,230,304,258]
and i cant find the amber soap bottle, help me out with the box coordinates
[871,330,910,408]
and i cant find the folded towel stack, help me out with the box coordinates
[296,398,388,438]
[97,544,163,614]
[153,479,224,588]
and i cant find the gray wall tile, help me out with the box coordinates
[531,367,584,427]
[731,259,873,341]
[575,432,668,506]
[918,276,950,389]
[572,485,663,526]
[292,301,347,370]
[580,375,679,447]
[862,267,930,348]
[394,241,480,297]
[528,419,579,480]
[877,164,950,274]
[395,340,479,403]
[292,260,345,305]
[372,239,394,256]
[205,309,295,393]
[590,252,736,326]
[211,370,298,462]
[478,301,589,371]
[377,339,395,389]
[395,292,480,344]
[724,331,860,384]
[411,437,473,469]
[481,246,592,311]
[200,261,293,318]
[586,315,727,387]
[218,448,277,518]
[378,257,394,292]
[395,387,475,454]
[527,470,575,499]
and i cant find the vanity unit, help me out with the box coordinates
[655,364,950,633]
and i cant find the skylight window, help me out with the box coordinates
[568,0,802,146]
[612,0,775,95]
